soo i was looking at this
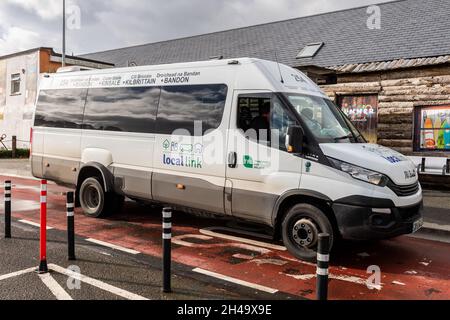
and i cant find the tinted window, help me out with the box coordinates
[156,84,227,136]
[83,87,160,133]
[34,89,87,128]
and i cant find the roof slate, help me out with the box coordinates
[81,0,450,69]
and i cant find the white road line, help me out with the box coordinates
[38,273,73,300]
[0,267,36,281]
[193,268,278,294]
[200,227,287,251]
[19,219,54,230]
[49,264,148,300]
[85,238,140,255]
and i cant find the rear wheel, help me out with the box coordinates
[79,177,123,218]
[281,203,334,262]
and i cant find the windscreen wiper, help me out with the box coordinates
[334,134,353,142]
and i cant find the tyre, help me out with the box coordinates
[79,177,123,218]
[281,203,334,262]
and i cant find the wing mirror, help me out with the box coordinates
[287,126,304,153]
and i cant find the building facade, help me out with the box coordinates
[0,48,112,149]
[320,57,450,156]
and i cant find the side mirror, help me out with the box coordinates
[287,126,304,153]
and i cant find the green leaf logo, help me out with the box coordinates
[163,139,170,150]
[243,155,254,169]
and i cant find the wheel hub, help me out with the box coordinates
[292,218,319,248]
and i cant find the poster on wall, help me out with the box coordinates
[416,105,450,150]
[339,95,378,144]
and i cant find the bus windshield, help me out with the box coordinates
[284,93,365,144]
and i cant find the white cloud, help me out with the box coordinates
[8,0,62,20]
[0,27,41,55]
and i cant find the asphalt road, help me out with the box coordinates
[0,175,449,300]
[0,206,290,300]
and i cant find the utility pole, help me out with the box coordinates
[62,0,66,67]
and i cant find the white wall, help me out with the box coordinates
[0,51,38,149]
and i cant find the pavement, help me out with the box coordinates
[0,174,449,300]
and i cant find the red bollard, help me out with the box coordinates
[38,180,48,273]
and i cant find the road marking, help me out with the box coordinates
[250,258,288,266]
[49,264,148,300]
[0,267,36,281]
[193,268,278,294]
[19,219,54,230]
[283,272,383,290]
[38,273,73,300]
[200,227,287,251]
[85,238,140,255]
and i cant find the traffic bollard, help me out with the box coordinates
[38,180,48,274]
[162,207,172,293]
[316,233,330,301]
[67,192,76,261]
[4,180,11,238]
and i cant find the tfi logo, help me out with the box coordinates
[291,74,306,83]
[404,170,417,179]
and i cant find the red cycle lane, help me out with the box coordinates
[1,175,449,300]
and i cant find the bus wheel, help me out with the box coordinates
[281,203,334,262]
[79,177,108,218]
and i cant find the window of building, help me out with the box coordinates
[338,95,378,144]
[34,89,87,128]
[414,105,450,151]
[11,73,21,95]
[155,84,228,136]
[83,87,160,133]
[296,42,324,59]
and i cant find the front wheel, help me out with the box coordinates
[281,203,334,262]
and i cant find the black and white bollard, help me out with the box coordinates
[4,180,11,239]
[162,207,172,293]
[67,192,76,261]
[316,233,330,301]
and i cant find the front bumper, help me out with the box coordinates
[332,196,423,240]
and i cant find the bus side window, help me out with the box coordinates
[237,97,271,143]
[270,97,298,151]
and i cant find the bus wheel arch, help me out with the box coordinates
[76,163,122,217]
[273,192,339,259]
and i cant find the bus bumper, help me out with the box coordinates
[332,198,424,241]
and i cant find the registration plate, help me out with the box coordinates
[412,218,424,233]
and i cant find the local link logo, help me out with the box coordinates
[163,154,202,168]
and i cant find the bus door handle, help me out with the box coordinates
[228,152,237,168]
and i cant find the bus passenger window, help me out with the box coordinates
[238,97,271,143]
[237,96,297,150]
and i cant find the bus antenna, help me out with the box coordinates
[274,52,284,84]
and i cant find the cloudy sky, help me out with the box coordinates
[0,0,395,56]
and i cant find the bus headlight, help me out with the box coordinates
[329,158,388,186]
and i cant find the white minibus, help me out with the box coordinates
[31,58,423,260]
